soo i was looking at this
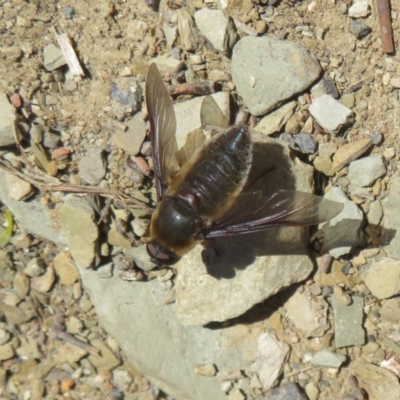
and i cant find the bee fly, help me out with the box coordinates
[145,63,343,268]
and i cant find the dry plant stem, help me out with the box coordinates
[168,81,215,96]
[0,158,150,212]
[131,156,152,176]
[52,313,101,356]
[97,197,113,225]
[346,76,374,93]
[52,26,85,76]
[233,18,258,37]
[377,0,394,53]
[284,366,312,378]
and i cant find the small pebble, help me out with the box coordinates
[194,364,217,377]
[279,132,295,147]
[13,233,31,249]
[31,267,55,293]
[295,133,317,153]
[24,257,46,277]
[43,131,61,148]
[0,343,14,361]
[63,6,76,19]
[333,286,352,306]
[221,381,233,393]
[0,329,11,346]
[79,297,93,312]
[348,20,372,39]
[369,130,383,145]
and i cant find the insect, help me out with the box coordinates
[145,63,343,271]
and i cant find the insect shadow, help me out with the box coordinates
[201,139,313,278]
[201,138,397,279]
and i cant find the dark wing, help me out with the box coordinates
[200,95,230,128]
[202,190,344,239]
[146,63,179,201]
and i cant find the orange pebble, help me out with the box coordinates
[53,147,71,160]
[61,379,74,392]
[10,93,22,107]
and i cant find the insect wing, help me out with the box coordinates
[146,63,179,200]
[200,95,230,128]
[203,190,344,239]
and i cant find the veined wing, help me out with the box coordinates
[146,63,179,200]
[202,190,343,239]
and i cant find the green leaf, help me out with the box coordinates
[0,209,13,246]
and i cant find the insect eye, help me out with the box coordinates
[146,241,181,266]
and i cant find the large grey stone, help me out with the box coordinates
[79,267,269,400]
[232,36,321,116]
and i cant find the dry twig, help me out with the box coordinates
[377,0,394,53]
[52,312,101,356]
[0,158,150,212]
[52,26,84,76]
[346,76,374,93]
[168,81,215,96]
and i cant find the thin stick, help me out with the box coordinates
[346,76,374,93]
[52,312,101,356]
[168,81,215,96]
[130,156,152,176]
[0,158,150,212]
[377,0,394,53]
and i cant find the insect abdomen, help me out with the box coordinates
[176,125,252,219]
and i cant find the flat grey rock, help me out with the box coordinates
[79,267,269,400]
[348,184,374,200]
[308,94,354,134]
[331,295,365,348]
[254,101,296,136]
[177,9,197,51]
[382,177,400,259]
[350,358,400,400]
[347,155,386,187]
[0,170,66,245]
[310,349,346,368]
[362,256,400,300]
[59,196,99,269]
[252,333,290,391]
[285,289,329,337]
[0,92,17,147]
[194,9,237,53]
[78,148,106,185]
[232,36,321,116]
[175,135,315,326]
[43,43,66,71]
[111,112,147,156]
[323,186,363,258]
